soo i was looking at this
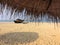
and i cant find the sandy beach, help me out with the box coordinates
[0,22,60,45]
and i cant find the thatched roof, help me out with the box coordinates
[0,0,60,22]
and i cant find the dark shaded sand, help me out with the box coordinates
[0,32,39,44]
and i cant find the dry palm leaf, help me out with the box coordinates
[0,0,60,22]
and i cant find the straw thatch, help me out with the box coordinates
[0,0,60,22]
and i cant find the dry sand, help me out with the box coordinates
[0,22,60,45]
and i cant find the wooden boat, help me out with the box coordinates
[14,19,24,23]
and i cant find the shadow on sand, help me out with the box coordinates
[0,32,39,44]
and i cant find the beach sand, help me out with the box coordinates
[0,22,60,45]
